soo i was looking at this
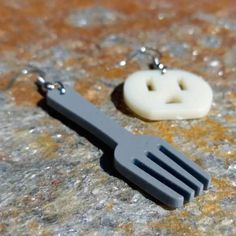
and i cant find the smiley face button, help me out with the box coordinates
[123,69,213,120]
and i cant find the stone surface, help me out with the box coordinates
[0,0,235,235]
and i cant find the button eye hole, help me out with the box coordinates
[178,79,187,90]
[146,79,156,91]
[166,96,182,104]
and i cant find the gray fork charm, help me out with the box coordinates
[7,66,211,208]
[47,85,211,208]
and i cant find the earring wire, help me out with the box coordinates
[119,46,167,74]
[5,65,66,94]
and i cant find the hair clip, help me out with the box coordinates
[6,65,210,208]
[120,46,213,120]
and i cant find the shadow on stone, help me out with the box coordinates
[110,82,134,118]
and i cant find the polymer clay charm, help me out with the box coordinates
[124,69,213,120]
[122,47,213,120]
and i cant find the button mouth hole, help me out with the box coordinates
[166,96,182,104]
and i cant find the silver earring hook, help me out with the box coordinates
[119,46,167,74]
[5,65,66,94]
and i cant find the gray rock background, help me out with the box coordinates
[0,0,235,235]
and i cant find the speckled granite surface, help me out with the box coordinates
[0,0,235,235]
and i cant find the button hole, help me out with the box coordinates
[146,79,156,91]
[166,96,182,104]
[178,79,187,90]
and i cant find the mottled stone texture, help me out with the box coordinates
[0,0,235,235]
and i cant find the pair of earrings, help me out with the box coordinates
[120,47,213,121]
[5,50,211,208]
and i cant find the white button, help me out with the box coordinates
[123,69,213,120]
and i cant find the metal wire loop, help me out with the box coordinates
[119,46,167,74]
[5,65,66,94]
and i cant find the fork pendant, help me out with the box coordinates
[47,85,211,208]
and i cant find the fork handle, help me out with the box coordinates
[46,85,131,149]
